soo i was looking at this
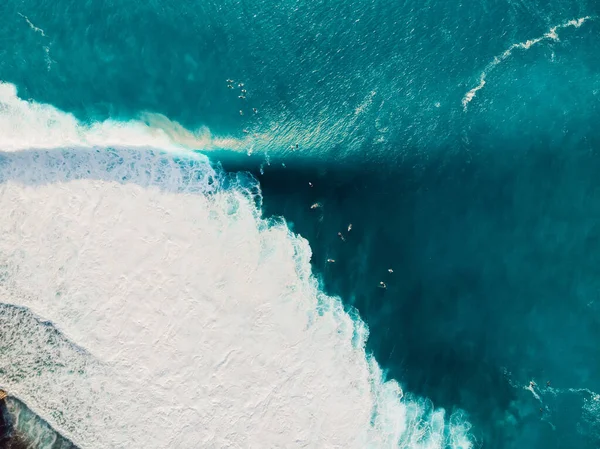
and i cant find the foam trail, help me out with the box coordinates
[524,381,542,402]
[43,46,53,71]
[17,13,46,37]
[0,83,473,448]
[462,16,593,110]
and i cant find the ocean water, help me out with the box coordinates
[3,394,76,449]
[0,0,599,448]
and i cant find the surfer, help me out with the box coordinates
[388,268,393,273]
[253,108,258,113]
[379,281,387,289]
[310,202,321,209]
[347,223,352,232]
[338,232,346,242]
[309,182,313,187]
[327,259,335,263]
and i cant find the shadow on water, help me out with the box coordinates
[205,135,600,448]
[0,144,598,447]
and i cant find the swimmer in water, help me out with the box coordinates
[546,381,551,387]
[310,202,321,209]
[242,129,249,133]
[338,232,346,242]
[379,281,387,289]
[347,223,352,232]
[327,259,335,263]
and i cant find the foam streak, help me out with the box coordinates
[17,13,46,37]
[462,16,593,110]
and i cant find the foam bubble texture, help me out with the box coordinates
[0,83,472,448]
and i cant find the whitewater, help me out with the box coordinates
[0,82,472,448]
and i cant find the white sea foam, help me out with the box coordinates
[0,83,243,153]
[462,16,593,110]
[17,13,46,37]
[1,307,82,448]
[0,83,472,448]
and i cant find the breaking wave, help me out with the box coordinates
[0,82,472,448]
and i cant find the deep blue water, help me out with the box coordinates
[1,0,600,447]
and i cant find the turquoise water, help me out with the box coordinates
[1,0,600,447]
[3,396,76,449]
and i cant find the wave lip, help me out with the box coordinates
[0,83,473,448]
